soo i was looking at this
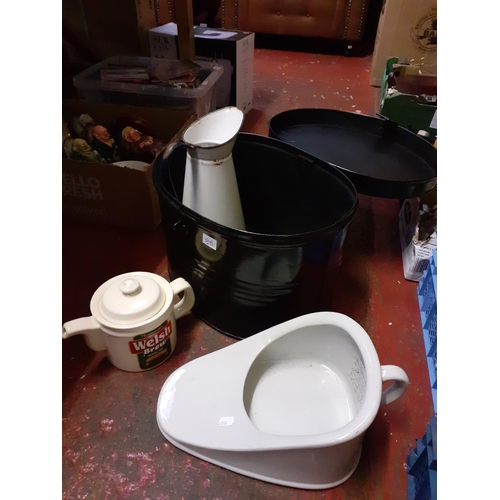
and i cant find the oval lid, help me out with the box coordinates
[268,109,437,199]
[98,273,166,325]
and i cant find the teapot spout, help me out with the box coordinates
[62,316,107,352]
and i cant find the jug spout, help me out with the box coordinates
[62,316,107,352]
[182,106,244,161]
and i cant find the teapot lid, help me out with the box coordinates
[95,272,166,325]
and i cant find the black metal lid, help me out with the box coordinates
[269,108,437,199]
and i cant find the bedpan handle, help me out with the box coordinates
[380,365,409,405]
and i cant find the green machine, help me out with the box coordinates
[380,57,437,137]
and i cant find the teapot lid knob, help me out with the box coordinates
[120,278,141,295]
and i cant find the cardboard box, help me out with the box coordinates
[62,99,195,230]
[81,0,157,57]
[149,23,254,113]
[399,198,437,282]
[370,0,437,87]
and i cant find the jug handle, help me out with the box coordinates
[62,316,107,352]
[162,140,189,160]
[380,365,409,405]
[170,278,195,320]
[161,140,190,202]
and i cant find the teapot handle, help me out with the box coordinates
[170,278,195,320]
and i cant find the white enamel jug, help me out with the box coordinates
[162,106,246,231]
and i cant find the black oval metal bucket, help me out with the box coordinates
[152,133,358,339]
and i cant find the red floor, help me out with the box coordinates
[62,48,434,499]
[244,49,380,136]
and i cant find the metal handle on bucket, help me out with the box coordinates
[380,365,409,406]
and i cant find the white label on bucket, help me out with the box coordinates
[202,233,218,251]
[218,416,234,427]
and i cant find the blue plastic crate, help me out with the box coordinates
[417,249,437,415]
[423,304,437,352]
[426,338,437,389]
[407,417,437,500]
[418,273,436,325]
[426,417,437,470]
[407,439,431,500]
[410,257,438,500]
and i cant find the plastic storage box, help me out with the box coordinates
[73,56,223,118]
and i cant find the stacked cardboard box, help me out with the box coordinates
[371,0,437,87]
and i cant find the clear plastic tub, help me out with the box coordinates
[73,56,224,117]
